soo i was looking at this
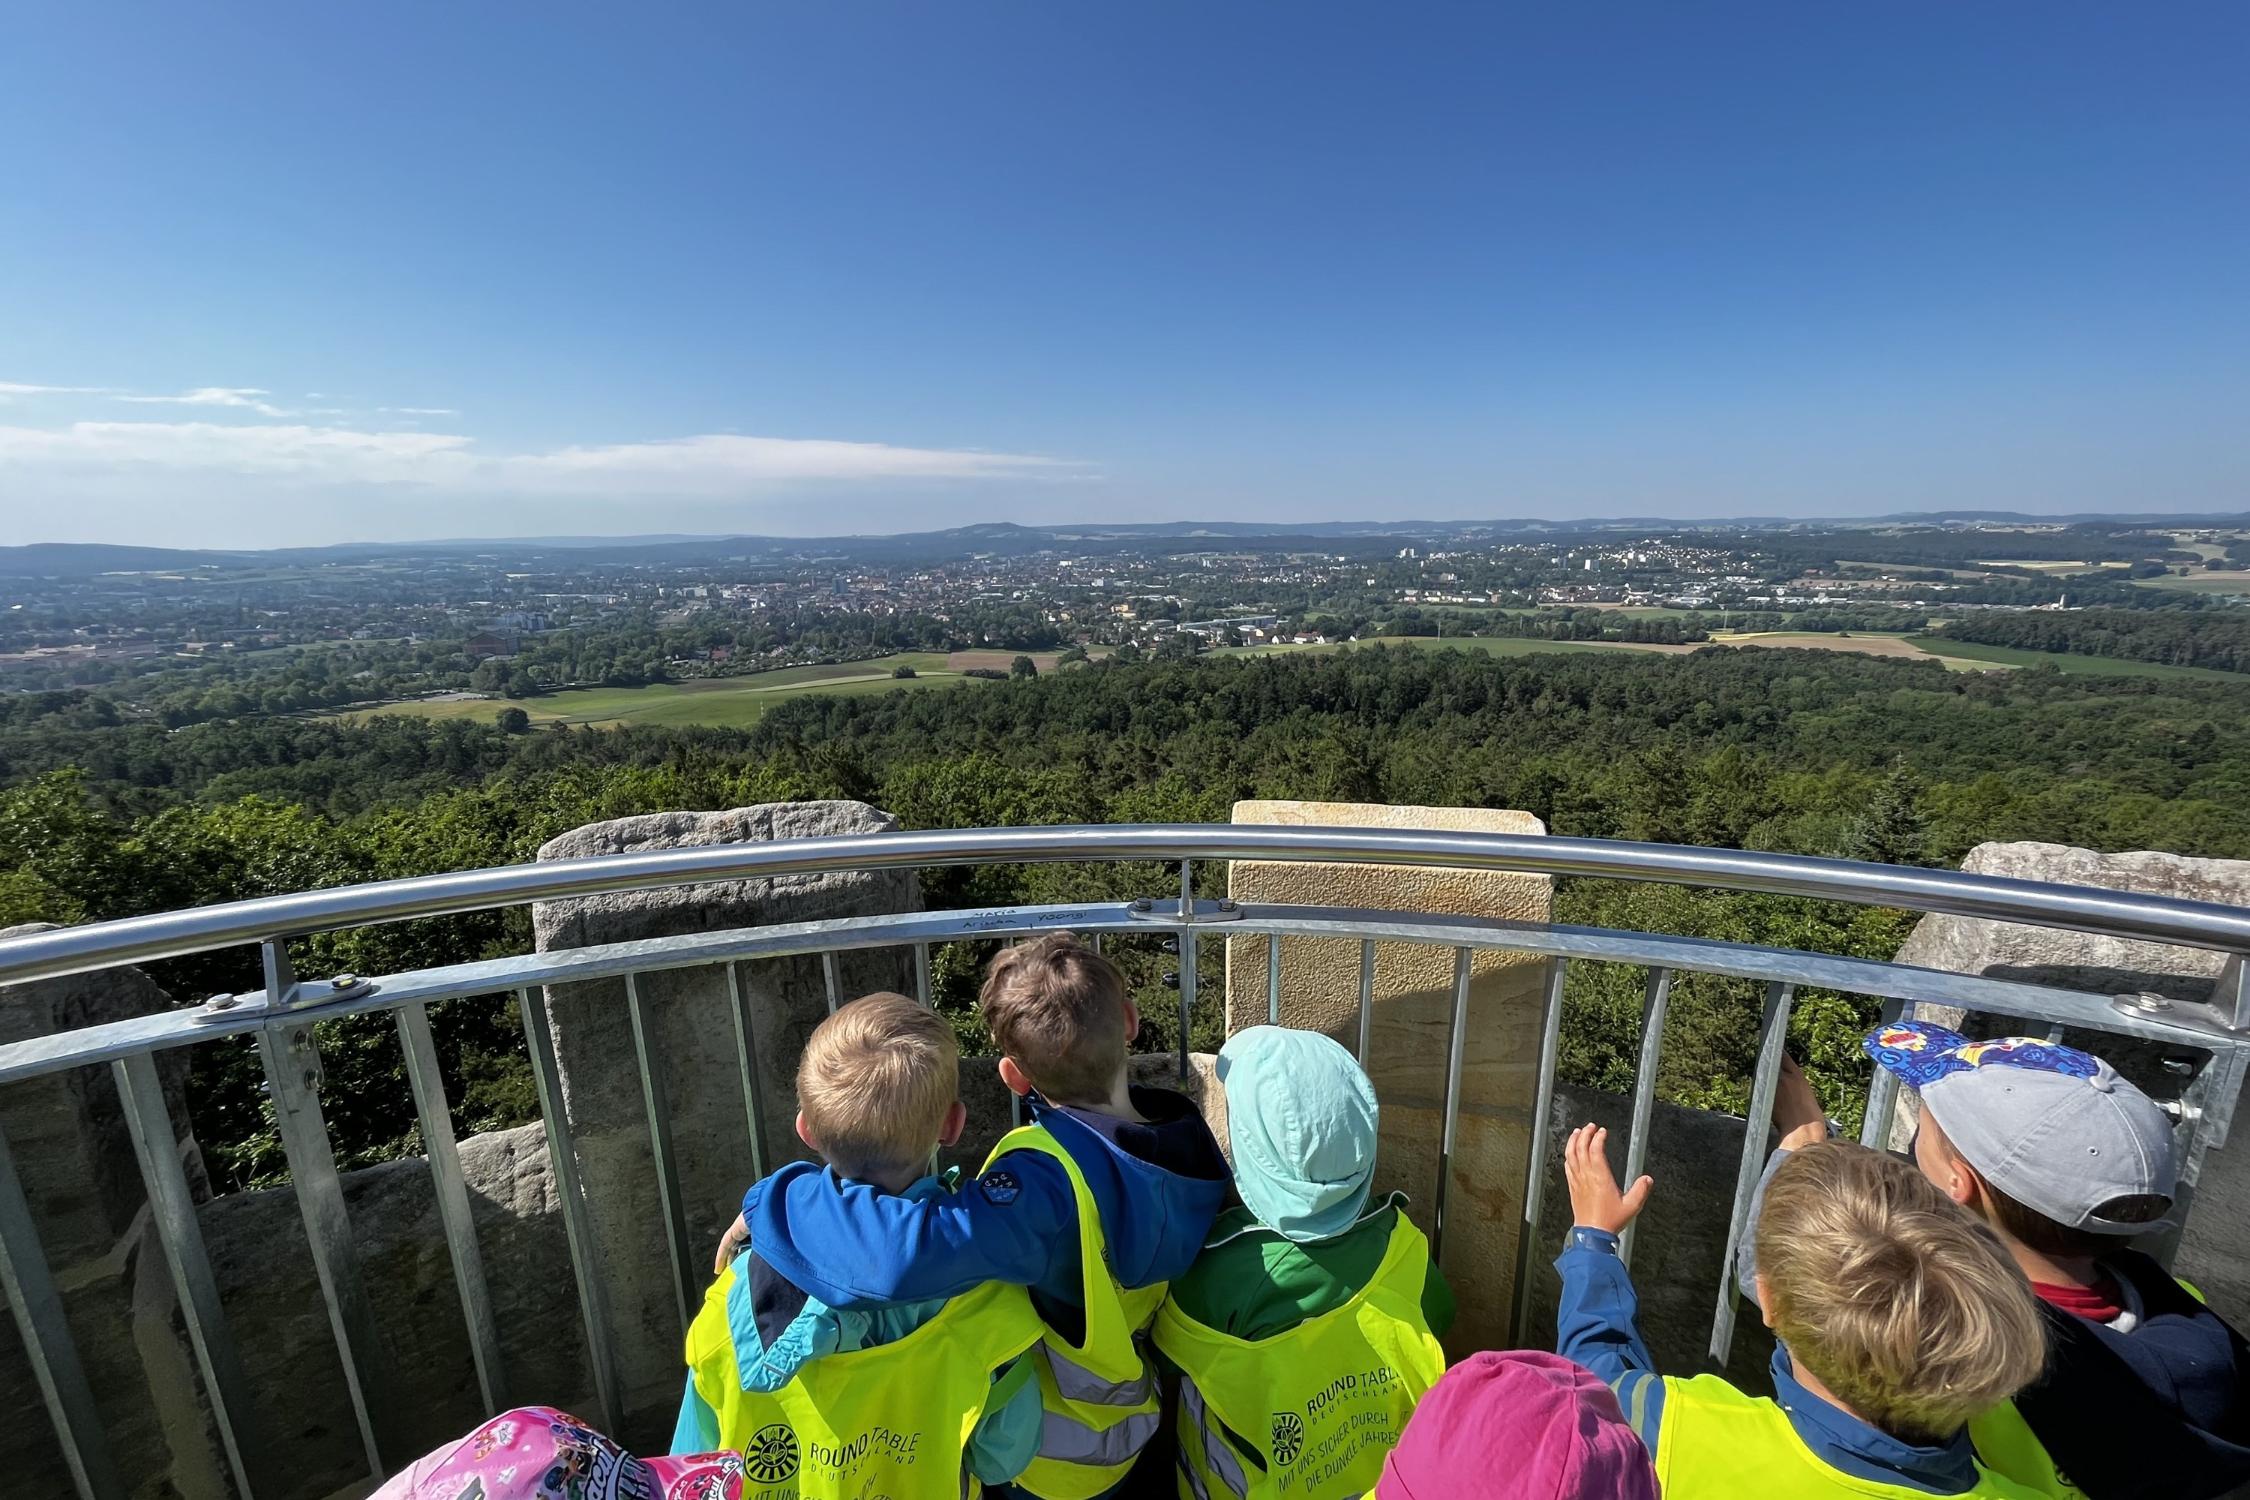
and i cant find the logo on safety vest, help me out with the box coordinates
[744,1423,800,1483]
[1271,1411,1305,1466]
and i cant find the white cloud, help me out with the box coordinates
[380,405,459,417]
[0,420,1081,497]
[114,386,294,418]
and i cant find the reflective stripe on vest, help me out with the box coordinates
[1179,1375,1253,1500]
[1045,1341,1156,1408]
[1655,1376,2051,1499]
[982,1123,1167,1500]
[686,1262,1044,1500]
[1152,1210,1447,1500]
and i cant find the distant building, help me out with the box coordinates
[464,631,517,660]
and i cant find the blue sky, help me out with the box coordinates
[2,3,2244,546]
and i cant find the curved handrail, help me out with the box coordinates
[2,823,2247,988]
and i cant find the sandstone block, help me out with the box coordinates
[1223,801,1551,1354]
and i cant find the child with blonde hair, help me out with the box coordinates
[1559,1124,2050,1497]
[676,993,1046,1499]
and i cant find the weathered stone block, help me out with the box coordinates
[531,801,920,1410]
[1223,801,1551,1355]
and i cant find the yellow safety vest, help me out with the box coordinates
[1969,1403,2087,1500]
[1655,1376,2050,1500]
[686,1261,1044,1500]
[983,1124,1169,1500]
[1151,1210,1448,1500]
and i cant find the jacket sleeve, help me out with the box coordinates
[967,1351,1045,1484]
[742,1152,1075,1308]
[1555,1227,1666,1452]
[670,1372,721,1457]
[1423,1254,1459,1339]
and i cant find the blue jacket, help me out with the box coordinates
[673,1171,1043,1480]
[740,1088,1230,1333]
[1556,1226,1988,1494]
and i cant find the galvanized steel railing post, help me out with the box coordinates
[1266,936,1282,1025]
[0,1122,122,1500]
[257,1022,402,1478]
[1860,998,1913,1149]
[624,972,696,1338]
[1431,947,1474,1262]
[725,963,771,1179]
[1355,940,1376,1065]
[396,1000,507,1413]
[518,987,624,1434]
[1617,968,1673,1268]
[1710,982,1795,1364]
[1176,861,1198,1080]
[1509,956,1570,1345]
[115,1051,262,1499]
[820,951,842,1014]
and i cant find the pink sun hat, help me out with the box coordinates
[1377,1352,1656,1500]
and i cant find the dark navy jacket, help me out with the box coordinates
[741,1087,1229,1331]
[1731,1144,2250,1500]
[2014,1249,2250,1500]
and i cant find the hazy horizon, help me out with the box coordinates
[4,3,2246,547]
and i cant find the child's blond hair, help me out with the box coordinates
[980,934,1129,1105]
[797,992,958,1180]
[1756,1139,2047,1445]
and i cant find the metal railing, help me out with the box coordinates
[2,823,2248,1500]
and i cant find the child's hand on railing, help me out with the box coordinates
[1773,1055,1832,1152]
[713,1212,749,1276]
[1564,1123,1653,1236]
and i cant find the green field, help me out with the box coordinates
[337,652,976,728]
[1907,637,2250,682]
[2132,571,2250,596]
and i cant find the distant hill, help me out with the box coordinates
[7,510,2245,577]
[0,542,259,577]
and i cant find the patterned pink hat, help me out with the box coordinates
[369,1407,744,1500]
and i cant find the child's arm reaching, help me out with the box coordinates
[1554,1124,1666,1450]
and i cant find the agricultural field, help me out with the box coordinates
[1905,637,2250,681]
[334,652,973,728]
[1974,559,2132,574]
[2133,570,2250,596]
[329,647,1112,729]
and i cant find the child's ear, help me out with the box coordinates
[1121,997,1140,1045]
[795,1111,819,1152]
[998,1056,1034,1098]
[939,1099,968,1149]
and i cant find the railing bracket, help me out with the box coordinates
[1127,898,1242,924]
